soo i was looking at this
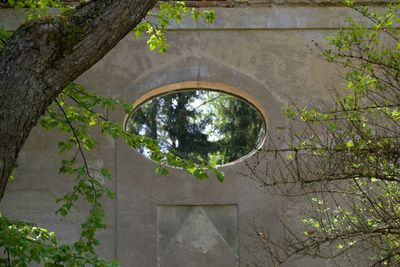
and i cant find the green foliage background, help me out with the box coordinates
[126,90,265,166]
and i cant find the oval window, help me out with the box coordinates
[125,89,266,166]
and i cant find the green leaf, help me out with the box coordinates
[345,140,354,148]
[100,167,112,180]
[215,170,224,182]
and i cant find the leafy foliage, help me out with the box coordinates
[134,1,215,53]
[5,0,65,19]
[0,29,12,49]
[248,2,400,266]
[0,210,119,266]
[0,1,219,266]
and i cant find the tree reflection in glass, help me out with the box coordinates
[125,90,265,166]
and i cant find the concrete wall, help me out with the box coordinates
[0,3,377,266]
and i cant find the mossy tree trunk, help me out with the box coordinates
[0,0,157,201]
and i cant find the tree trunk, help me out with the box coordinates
[0,0,157,201]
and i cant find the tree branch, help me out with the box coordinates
[0,0,157,200]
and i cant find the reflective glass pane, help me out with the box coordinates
[125,90,265,166]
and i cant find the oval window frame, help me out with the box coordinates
[123,81,269,167]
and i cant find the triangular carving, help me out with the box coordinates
[158,205,193,254]
[159,207,238,267]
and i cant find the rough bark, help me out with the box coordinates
[0,0,157,201]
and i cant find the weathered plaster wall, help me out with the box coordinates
[0,3,377,266]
